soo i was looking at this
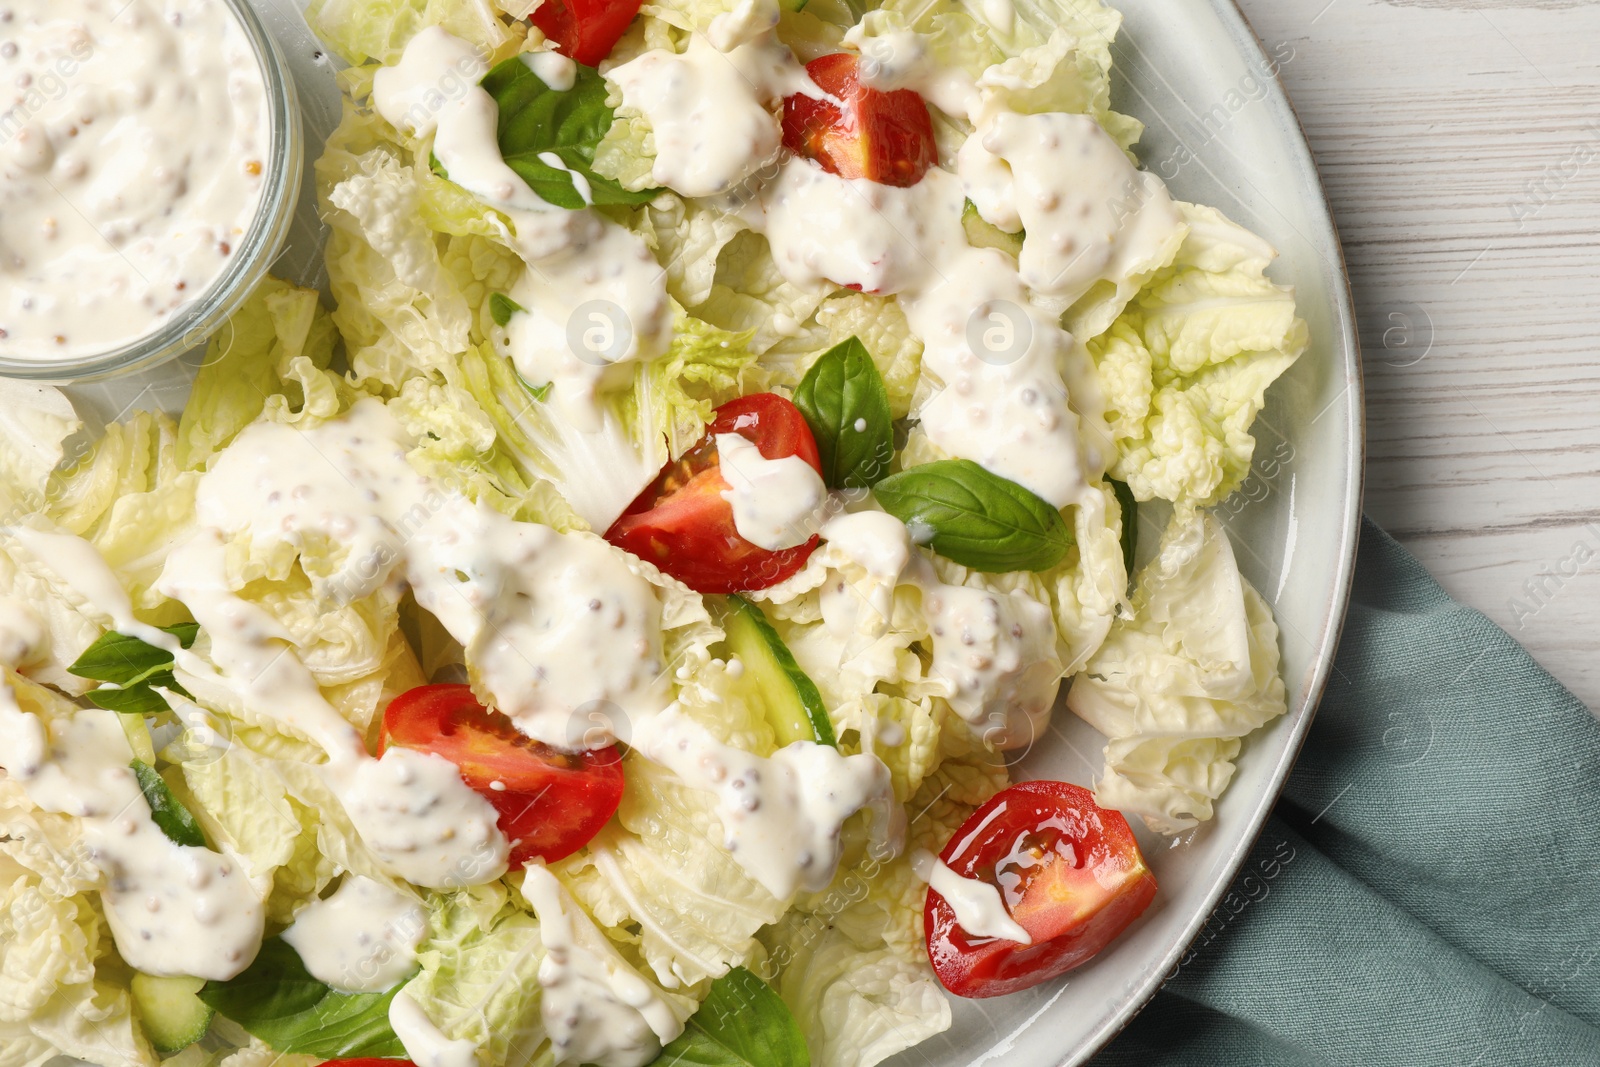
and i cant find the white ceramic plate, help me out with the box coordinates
[59,1,1364,1065]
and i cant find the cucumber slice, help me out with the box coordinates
[961,199,1024,259]
[131,973,213,1054]
[718,596,836,748]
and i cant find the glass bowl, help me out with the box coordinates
[0,0,304,385]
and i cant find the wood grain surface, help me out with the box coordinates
[1230,0,1600,709]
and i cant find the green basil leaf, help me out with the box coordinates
[199,939,406,1058]
[793,336,894,490]
[479,57,660,210]
[70,624,197,713]
[86,670,185,714]
[489,292,525,327]
[651,967,808,1067]
[68,623,196,684]
[1109,478,1138,582]
[130,759,207,849]
[873,460,1074,572]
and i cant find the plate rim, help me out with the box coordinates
[1058,1,1368,1061]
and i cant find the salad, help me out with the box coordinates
[0,0,1306,1064]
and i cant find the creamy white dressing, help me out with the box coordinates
[0,595,44,668]
[816,511,910,642]
[633,703,902,899]
[281,875,426,993]
[916,566,1062,749]
[497,207,672,434]
[376,30,672,441]
[193,399,671,749]
[522,864,684,1067]
[7,399,681,892]
[715,433,827,551]
[338,750,510,890]
[956,134,1022,234]
[373,27,488,136]
[912,849,1031,944]
[751,162,1093,503]
[732,22,1191,503]
[814,513,1063,749]
[607,31,812,198]
[979,0,1016,36]
[0,692,265,980]
[0,0,270,361]
[539,151,594,204]
[757,158,951,294]
[374,27,544,212]
[977,111,1181,304]
[844,23,975,118]
[521,49,577,92]
[390,989,481,1067]
[904,250,1089,506]
[8,520,512,890]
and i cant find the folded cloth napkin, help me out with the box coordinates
[1092,519,1600,1066]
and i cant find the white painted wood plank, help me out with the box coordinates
[1232,0,1600,707]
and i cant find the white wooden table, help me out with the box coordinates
[1231,0,1600,710]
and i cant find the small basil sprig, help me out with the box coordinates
[793,337,894,490]
[650,967,808,1067]
[199,939,406,1058]
[130,759,207,848]
[68,623,199,714]
[478,57,659,210]
[873,460,1074,572]
[1109,479,1138,581]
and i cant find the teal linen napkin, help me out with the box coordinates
[1092,519,1600,1066]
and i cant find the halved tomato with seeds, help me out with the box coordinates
[604,393,822,594]
[782,53,938,187]
[379,684,624,867]
[925,780,1158,998]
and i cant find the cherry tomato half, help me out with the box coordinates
[925,781,1157,998]
[529,0,643,66]
[604,393,823,594]
[782,53,938,188]
[379,685,624,867]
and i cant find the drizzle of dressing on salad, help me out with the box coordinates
[976,111,1181,304]
[374,27,539,211]
[0,0,271,361]
[627,16,1190,502]
[912,848,1032,944]
[7,524,512,891]
[390,989,480,1067]
[748,161,1094,504]
[0,688,265,980]
[714,433,827,551]
[193,399,671,747]
[914,561,1063,749]
[497,208,672,435]
[521,864,685,1066]
[817,513,1063,749]
[0,595,45,668]
[281,875,426,993]
[816,510,910,644]
[607,30,814,198]
[633,702,903,899]
[521,48,577,91]
[376,29,672,442]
